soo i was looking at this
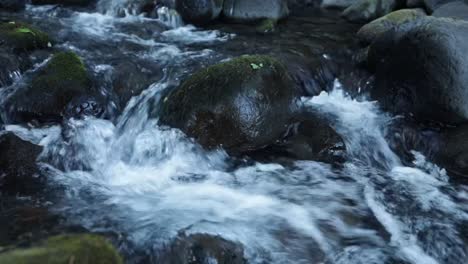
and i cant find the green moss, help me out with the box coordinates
[0,234,123,264]
[0,21,51,52]
[162,55,286,114]
[256,19,277,34]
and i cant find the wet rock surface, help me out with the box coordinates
[160,55,298,154]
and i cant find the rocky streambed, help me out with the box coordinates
[1,0,468,263]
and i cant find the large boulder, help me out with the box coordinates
[175,0,224,24]
[433,1,468,20]
[0,0,26,11]
[30,0,94,6]
[223,0,289,22]
[4,52,93,124]
[0,234,123,264]
[159,55,297,154]
[0,132,43,195]
[342,0,404,23]
[0,21,50,53]
[357,8,426,45]
[369,17,468,124]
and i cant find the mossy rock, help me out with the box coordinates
[0,21,50,53]
[357,8,426,44]
[160,55,297,154]
[256,19,277,34]
[5,51,93,123]
[0,234,123,264]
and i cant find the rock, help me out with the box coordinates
[423,0,453,12]
[433,1,468,20]
[357,8,426,45]
[369,17,468,123]
[30,0,94,6]
[156,233,246,264]
[0,49,29,87]
[342,0,403,23]
[435,124,468,177]
[63,96,106,120]
[0,0,26,11]
[0,21,51,53]
[0,234,123,264]
[223,0,289,22]
[280,115,346,163]
[255,19,277,34]
[407,0,425,7]
[0,132,43,195]
[4,52,93,124]
[159,55,297,154]
[175,0,224,25]
[321,0,356,9]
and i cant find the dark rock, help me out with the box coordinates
[4,52,93,124]
[0,21,51,53]
[255,19,277,34]
[321,0,356,9]
[0,0,26,11]
[433,1,468,20]
[435,125,468,177]
[407,0,425,7]
[0,49,29,87]
[30,0,94,6]
[0,234,124,264]
[342,0,404,23]
[223,0,289,22]
[175,0,223,25]
[0,132,43,195]
[159,55,297,154]
[357,8,426,45]
[423,0,453,12]
[369,17,468,124]
[63,96,106,120]
[156,233,246,264]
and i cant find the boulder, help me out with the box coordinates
[423,0,453,12]
[0,21,50,53]
[0,0,26,11]
[0,234,123,264]
[159,55,297,154]
[30,0,94,6]
[4,52,93,124]
[223,0,289,22]
[433,1,468,20]
[407,0,425,7]
[156,233,246,264]
[175,0,224,25]
[436,124,468,177]
[357,8,426,45]
[342,0,403,23]
[321,0,356,9]
[0,132,43,195]
[369,17,468,123]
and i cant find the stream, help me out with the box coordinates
[1,2,468,264]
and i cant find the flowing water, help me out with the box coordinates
[1,2,468,264]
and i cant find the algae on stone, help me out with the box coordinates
[0,21,50,52]
[0,234,123,264]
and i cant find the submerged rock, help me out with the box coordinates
[433,1,468,20]
[0,0,26,11]
[435,125,468,177]
[0,21,50,53]
[321,0,356,9]
[157,233,246,264]
[0,132,43,195]
[357,8,426,45]
[369,17,468,124]
[223,0,289,22]
[5,52,93,124]
[160,55,297,154]
[342,0,403,23]
[176,0,224,25]
[0,234,123,264]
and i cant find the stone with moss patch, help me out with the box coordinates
[357,8,426,44]
[0,21,50,52]
[0,234,123,264]
[5,52,93,123]
[256,19,277,34]
[159,55,297,154]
